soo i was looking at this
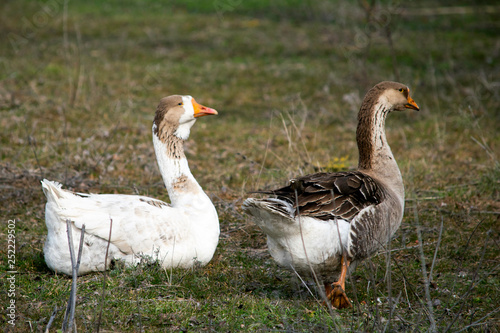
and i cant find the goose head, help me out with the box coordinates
[371,81,419,112]
[154,95,218,140]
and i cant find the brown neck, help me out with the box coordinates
[356,96,404,203]
[356,96,390,171]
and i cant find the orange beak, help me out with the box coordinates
[192,98,218,118]
[405,95,419,111]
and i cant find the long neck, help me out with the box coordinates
[356,99,404,197]
[152,129,204,207]
[357,98,389,170]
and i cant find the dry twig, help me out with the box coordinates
[62,219,85,333]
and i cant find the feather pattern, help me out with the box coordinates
[255,171,385,222]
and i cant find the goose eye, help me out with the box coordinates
[178,102,183,106]
[398,88,404,93]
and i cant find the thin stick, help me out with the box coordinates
[45,306,59,333]
[414,200,437,333]
[95,217,113,333]
[70,224,85,332]
[428,216,443,283]
[402,275,411,311]
[290,266,317,300]
[62,220,84,333]
[383,211,393,333]
[280,114,292,151]
[62,220,75,332]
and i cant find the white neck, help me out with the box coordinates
[152,129,208,208]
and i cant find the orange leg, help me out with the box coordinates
[325,255,352,309]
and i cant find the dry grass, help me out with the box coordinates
[1,0,499,331]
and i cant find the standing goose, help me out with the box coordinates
[243,81,419,309]
[42,95,220,276]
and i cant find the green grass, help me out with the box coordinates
[1,0,499,331]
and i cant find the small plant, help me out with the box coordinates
[322,156,349,173]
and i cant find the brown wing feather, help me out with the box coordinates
[255,171,384,222]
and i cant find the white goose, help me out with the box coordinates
[42,95,220,276]
[243,81,419,309]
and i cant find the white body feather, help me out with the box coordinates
[243,198,356,277]
[42,180,219,275]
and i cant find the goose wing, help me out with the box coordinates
[256,171,384,222]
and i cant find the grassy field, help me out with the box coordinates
[1,0,499,331]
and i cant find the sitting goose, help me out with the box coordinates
[243,81,419,309]
[42,95,220,276]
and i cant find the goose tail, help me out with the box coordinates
[41,179,66,208]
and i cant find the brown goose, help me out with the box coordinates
[243,81,419,309]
